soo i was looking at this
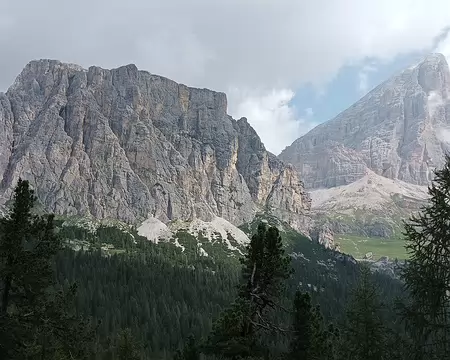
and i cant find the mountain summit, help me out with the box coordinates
[0,60,311,234]
[278,53,450,243]
[280,53,450,189]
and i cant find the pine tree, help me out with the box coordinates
[0,179,95,359]
[0,179,56,313]
[0,179,61,357]
[289,290,337,360]
[204,223,292,359]
[174,335,200,360]
[33,283,98,359]
[339,265,385,360]
[400,155,450,359]
[116,328,142,360]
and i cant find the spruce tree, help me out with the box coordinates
[401,154,450,359]
[33,283,97,359]
[0,179,95,359]
[0,178,52,313]
[204,223,292,359]
[289,290,337,360]
[174,335,200,360]
[0,179,62,357]
[339,265,385,360]
[116,328,142,360]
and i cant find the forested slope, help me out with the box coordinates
[54,220,403,359]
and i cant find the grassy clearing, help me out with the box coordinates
[336,234,408,260]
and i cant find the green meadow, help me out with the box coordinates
[336,234,408,260]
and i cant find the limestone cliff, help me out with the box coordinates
[279,53,450,242]
[0,60,311,234]
[280,53,450,189]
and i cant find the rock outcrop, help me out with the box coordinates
[280,53,450,189]
[310,220,338,250]
[0,60,311,233]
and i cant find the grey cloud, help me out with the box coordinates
[1,0,450,94]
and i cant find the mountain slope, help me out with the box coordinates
[0,60,311,234]
[53,213,403,358]
[310,169,428,238]
[280,53,450,189]
[279,53,449,247]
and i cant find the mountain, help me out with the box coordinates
[280,53,450,188]
[279,53,450,250]
[0,59,407,360]
[0,60,311,235]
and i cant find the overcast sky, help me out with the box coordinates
[2,0,450,154]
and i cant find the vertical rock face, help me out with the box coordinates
[0,60,310,233]
[310,221,337,250]
[0,93,13,180]
[280,53,450,189]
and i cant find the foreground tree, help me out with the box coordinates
[0,179,94,359]
[174,335,200,360]
[204,223,292,359]
[0,179,56,313]
[400,155,450,359]
[31,283,97,359]
[116,328,142,360]
[339,266,386,360]
[288,290,338,360]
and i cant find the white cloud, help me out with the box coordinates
[1,0,450,151]
[436,128,450,143]
[428,91,445,117]
[2,0,450,91]
[357,63,378,94]
[435,29,450,63]
[227,88,317,155]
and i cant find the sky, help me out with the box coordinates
[2,1,450,155]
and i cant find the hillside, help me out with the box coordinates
[53,215,403,358]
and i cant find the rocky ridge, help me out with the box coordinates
[279,53,450,241]
[0,60,311,234]
[280,53,450,189]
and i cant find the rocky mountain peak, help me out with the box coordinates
[279,52,450,189]
[416,53,450,95]
[0,60,311,234]
[418,52,448,70]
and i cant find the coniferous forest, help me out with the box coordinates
[2,157,450,359]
